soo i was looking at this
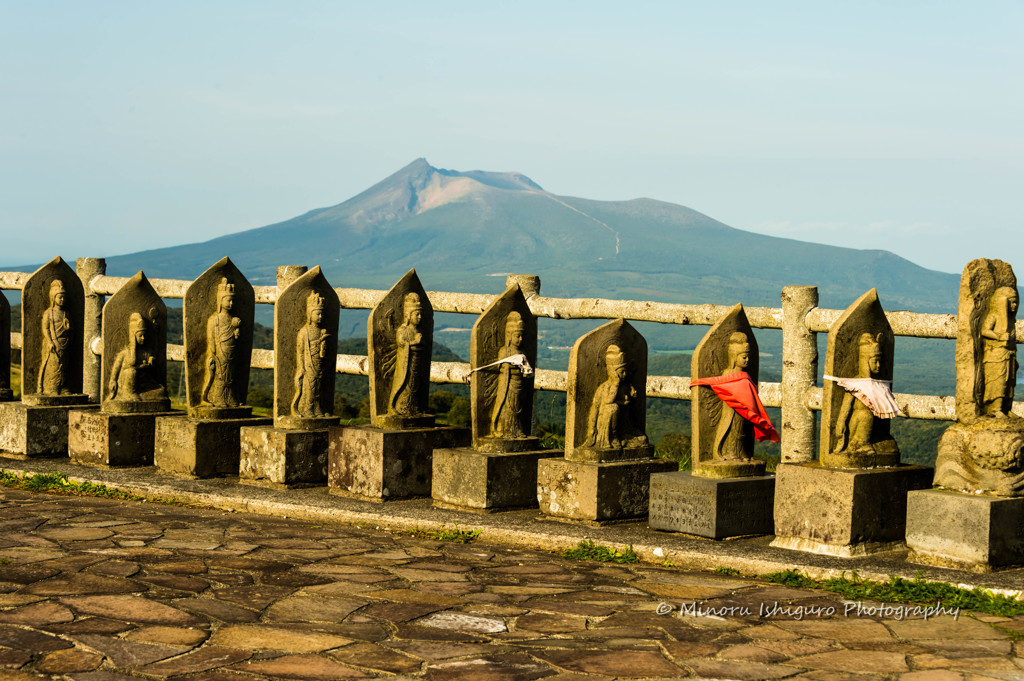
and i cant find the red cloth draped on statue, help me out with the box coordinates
[689,371,780,443]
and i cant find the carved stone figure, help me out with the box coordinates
[469,285,538,451]
[202,278,241,407]
[108,312,167,402]
[21,257,85,404]
[292,291,331,417]
[820,289,900,468]
[690,304,777,477]
[38,280,72,395]
[389,292,426,418]
[368,270,434,430]
[934,259,1024,496]
[183,257,256,419]
[565,319,651,462]
[272,266,339,429]
[101,271,170,413]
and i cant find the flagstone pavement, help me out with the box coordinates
[0,489,1021,681]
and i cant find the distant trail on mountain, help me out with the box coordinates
[537,191,621,256]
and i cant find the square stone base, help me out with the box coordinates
[906,489,1024,572]
[771,462,933,557]
[327,425,470,501]
[69,409,181,468]
[0,402,100,458]
[155,416,272,478]
[239,426,330,488]
[649,471,775,539]
[537,457,676,523]
[432,447,561,512]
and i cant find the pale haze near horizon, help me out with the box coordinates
[1,2,1021,276]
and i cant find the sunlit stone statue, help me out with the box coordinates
[293,291,331,418]
[0,290,11,401]
[368,269,434,429]
[388,292,427,419]
[584,344,639,449]
[202,278,242,407]
[38,280,72,395]
[690,304,777,478]
[821,289,901,468]
[108,311,167,403]
[489,312,530,439]
[933,258,1024,496]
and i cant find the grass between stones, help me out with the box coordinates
[560,540,639,564]
[402,523,482,543]
[763,568,1024,619]
[0,470,190,506]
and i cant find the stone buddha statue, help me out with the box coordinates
[292,291,331,417]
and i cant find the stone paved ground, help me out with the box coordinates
[1,489,1022,681]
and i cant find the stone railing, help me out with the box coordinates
[4,256,1020,464]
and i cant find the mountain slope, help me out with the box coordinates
[105,158,958,313]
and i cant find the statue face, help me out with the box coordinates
[54,292,65,308]
[409,309,422,326]
[608,364,627,380]
[1010,293,1020,315]
[134,328,146,345]
[867,354,881,375]
[509,330,523,348]
[310,309,323,326]
[223,294,234,311]
[735,351,749,370]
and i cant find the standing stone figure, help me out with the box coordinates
[292,292,330,418]
[710,332,755,460]
[979,286,1019,418]
[201,278,242,408]
[584,344,641,448]
[388,292,426,418]
[108,312,167,402]
[490,312,530,438]
[38,280,72,395]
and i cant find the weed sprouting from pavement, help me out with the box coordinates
[561,540,639,564]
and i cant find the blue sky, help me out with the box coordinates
[1,1,1021,274]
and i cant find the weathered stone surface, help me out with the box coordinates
[69,409,180,467]
[793,649,909,674]
[234,653,370,679]
[328,424,470,500]
[183,257,256,419]
[369,269,434,430]
[26,573,139,596]
[274,266,340,430]
[423,653,554,681]
[0,624,73,651]
[417,611,508,633]
[327,642,422,674]
[820,289,900,468]
[154,415,272,478]
[125,625,209,646]
[649,471,775,539]
[0,600,74,625]
[432,447,559,511]
[210,625,350,652]
[537,457,674,522]
[36,648,105,674]
[566,319,651,462]
[239,425,329,486]
[139,647,252,677]
[683,659,802,679]
[906,488,1024,570]
[101,271,171,413]
[0,402,98,457]
[60,595,202,625]
[264,595,365,623]
[0,290,12,402]
[72,634,190,667]
[21,256,87,402]
[935,422,1024,498]
[172,597,261,623]
[533,648,683,676]
[772,462,932,556]
[471,284,538,450]
[691,303,768,476]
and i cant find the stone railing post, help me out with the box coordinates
[506,274,541,298]
[277,265,307,292]
[781,285,818,462]
[76,257,106,402]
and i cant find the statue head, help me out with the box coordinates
[48,279,66,308]
[857,332,883,377]
[505,312,524,349]
[605,344,627,380]
[990,286,1020,318]
[217,277,235,312]
[306,291,325,326]
[128,312,146,346]
[403,292,422,326]
[726,331,750,372]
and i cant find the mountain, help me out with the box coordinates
[105,158,958,313]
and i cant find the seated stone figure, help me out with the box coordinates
[108,312,167,402]
[584,344,646,449]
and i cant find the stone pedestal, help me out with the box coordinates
[537,457,675,523]
[906,489,1024,572]
[155,416,272,478]
[328,425,470,502]
[771,462,932,557]
[239,426,330,488]
[433,447,560,512]
[68,409,181,467]
[649,471,775,539]
[0,402,99,458]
